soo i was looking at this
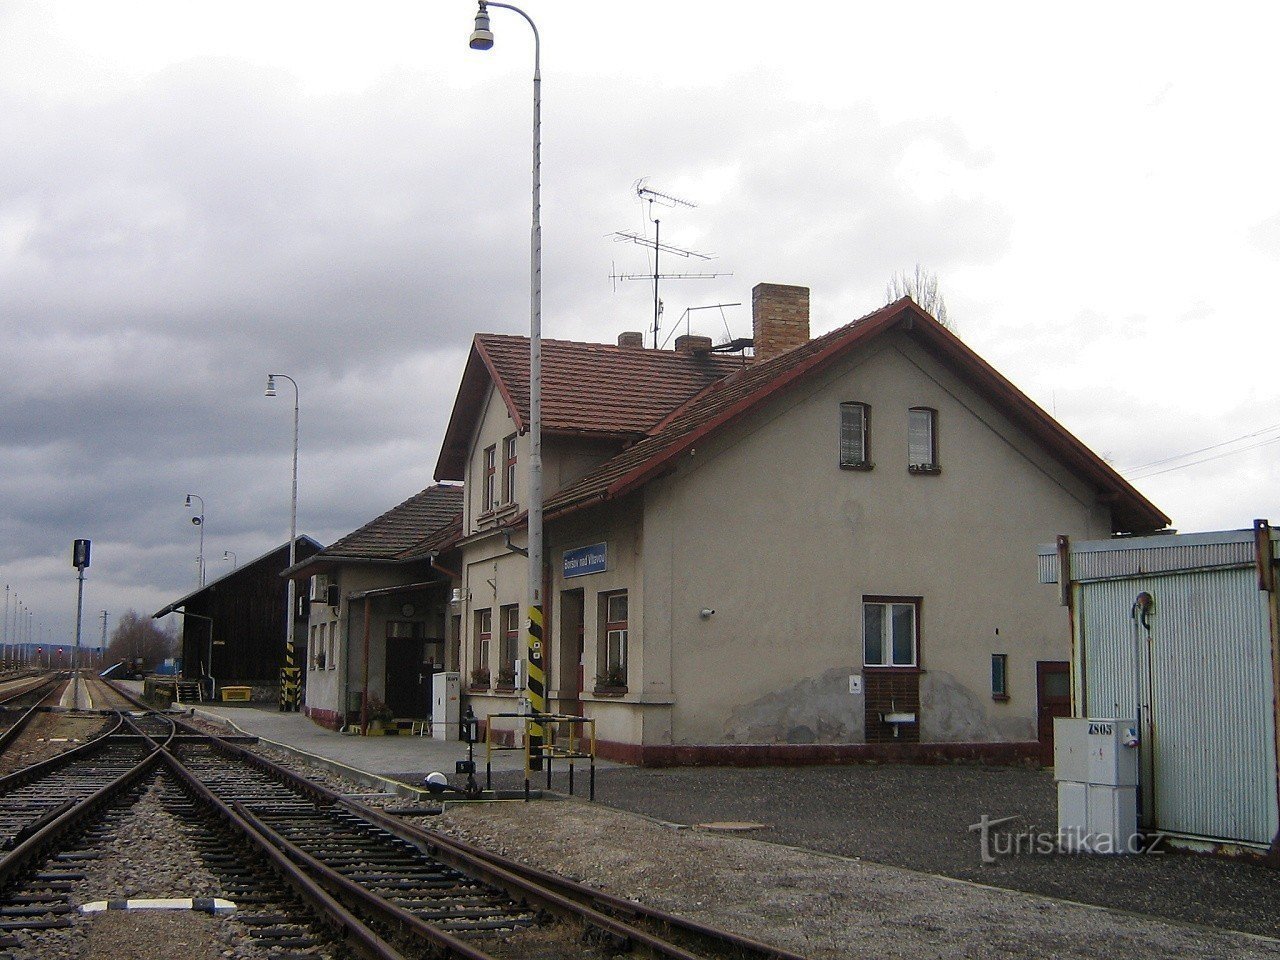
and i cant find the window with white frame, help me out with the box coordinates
[327,621,337,670]
[908,407,939,472]
[482,445,497,511]
[598,591,628,686]
[502,434,518,504]
[309,624,319,671]
[863,597,919,667]
[839,401,871,468]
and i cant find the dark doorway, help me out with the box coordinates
[1036,660,1071,765]
[558,589,585,718]
[385,630,443,719]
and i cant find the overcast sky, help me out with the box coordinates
[2,1,1277,647]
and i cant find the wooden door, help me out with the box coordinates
[385,636,428,718]
[1036,660,1071,765]
[558,589,585,719]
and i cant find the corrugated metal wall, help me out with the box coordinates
[1076,567,1279,845]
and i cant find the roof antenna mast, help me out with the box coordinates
[611,178,730,348]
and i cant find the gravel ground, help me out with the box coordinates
[410,762,1280,942]
[2,770,347,960]
[181,710,1280,957]
[0,712,109,777]
[429,796,1280,960]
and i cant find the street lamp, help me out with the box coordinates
[185,493,206,587]
[222,550,237,569]
[265,373,301,711]
[469,0,546,767]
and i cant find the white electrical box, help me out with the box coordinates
[431,671,461,741]
[1054,717,1139,853]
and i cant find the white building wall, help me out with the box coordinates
[642,332,1113,747]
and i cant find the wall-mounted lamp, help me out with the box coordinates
[700,608,715,619]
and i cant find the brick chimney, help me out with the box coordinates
[752,283,810,362]
[674,334,713,355]
[617,331,645,348]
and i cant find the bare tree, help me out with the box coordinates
[106,610,177,670]
[886,264,951,329]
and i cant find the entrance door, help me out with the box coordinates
[385,636,429,718]
[558,589,585,719]
[1036,660,1071,766]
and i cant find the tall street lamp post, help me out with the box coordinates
[469,0,546,767]
[266,373,301,711]
[185,493,206,587]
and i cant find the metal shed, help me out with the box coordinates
[1038,521,1280,851]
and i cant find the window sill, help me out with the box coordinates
[908,464,942,476]
[592,685,628,698]
[991,693,1010,703]
[839,461,875,472]
[862,665,924,674]
[494,683,517,693]
[468,684,491,693]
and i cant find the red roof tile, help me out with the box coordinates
[322,484,463,561]
[434,335,744,481]
[544,300,1170,535]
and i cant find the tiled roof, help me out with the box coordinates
[322,484,463,561]
[544,299,1170,535]
[434,335,745,481]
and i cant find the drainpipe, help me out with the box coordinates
[340,591,352,731]
[360,597,371,734]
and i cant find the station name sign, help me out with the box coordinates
[563,542,607,579]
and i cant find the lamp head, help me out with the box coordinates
[185,494,192,507]
[469,2,493,50]
[265,374,277,397]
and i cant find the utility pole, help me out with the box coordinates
[100,611,108,669]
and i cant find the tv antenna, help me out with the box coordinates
[610,179,731,348]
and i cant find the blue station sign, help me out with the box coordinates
[563,542,607,579]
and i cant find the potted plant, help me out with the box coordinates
[594,663,627,696]
[495,665,517,690]
[365,696,394,734]
[313,650,326,670]
[469,666,491,690]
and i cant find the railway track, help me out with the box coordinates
[0,682,806,960]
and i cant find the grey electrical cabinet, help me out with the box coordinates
[1054,717,1139,853]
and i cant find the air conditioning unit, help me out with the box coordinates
[309,575,330,603]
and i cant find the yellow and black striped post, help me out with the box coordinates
[279,653,299,712]
[526,605,545,770]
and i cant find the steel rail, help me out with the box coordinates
[369,808,809,960]
[227,798,501,960]
[0,673,64,708]
[0,676,67,757]
[108,682,806,960]
[159,720,767,960]
[153,749,408,960]
[0,710,130,796]
[0,747,161,889]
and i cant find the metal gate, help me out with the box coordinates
[1076,568,1279,846]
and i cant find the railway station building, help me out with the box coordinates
[286,485,462,730]
[432,283,1168,763]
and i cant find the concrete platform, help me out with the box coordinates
[112,681,614,800]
